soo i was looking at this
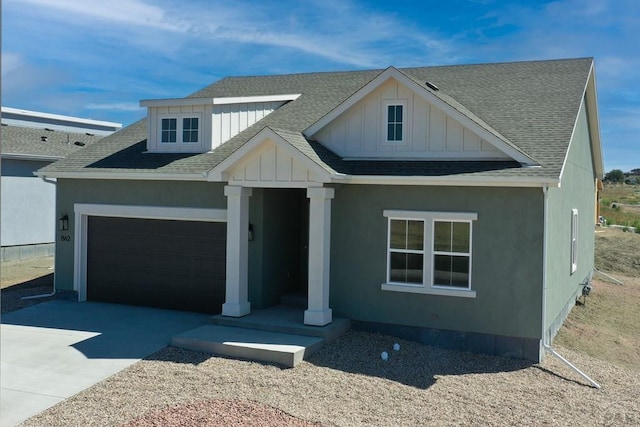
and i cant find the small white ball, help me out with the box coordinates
[393,343,400,351]
[381,351,389,361]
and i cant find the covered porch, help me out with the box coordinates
[207,127,340,326]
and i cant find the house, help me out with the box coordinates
[37,58,603,361]
[1,108,121,261]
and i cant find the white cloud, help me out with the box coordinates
[7,0,456,68]
[10,0,187,32]
[1,52,23,77]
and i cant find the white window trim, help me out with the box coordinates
[382,210,477,298]
[386,218,425,286]
[571,209,578,274]
[383,100,407,144]
[157,113,203,151]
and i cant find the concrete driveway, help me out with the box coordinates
[0,300,209,427]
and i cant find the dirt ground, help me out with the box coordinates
[595,226,640,275]
[0,256,56,314]
[1,256,54,289]
[554,274,640,370]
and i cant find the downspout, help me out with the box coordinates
[541,184,601,389]
[22,177,58,300]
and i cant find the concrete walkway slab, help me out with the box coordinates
[0,300,209,427]
[172,324,325,367]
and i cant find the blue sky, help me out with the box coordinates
[2,0,638,172]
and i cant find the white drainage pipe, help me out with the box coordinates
[543,344,601,389]
[594,269,624,285]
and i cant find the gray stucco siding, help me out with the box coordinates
[54,179,228,292]
[329,184,544,340]
[544,98,596,342]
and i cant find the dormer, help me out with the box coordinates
[141,94,301,153]
[305,67,538,166]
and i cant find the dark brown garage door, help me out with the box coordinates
[87,216,226,314]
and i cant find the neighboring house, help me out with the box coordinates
[38,58,603,361]
[1,107,121,261]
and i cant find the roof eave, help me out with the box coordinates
[334,174,560,188]
[35,170,207,181]
[2,153,64,162]
[586,62,604,180]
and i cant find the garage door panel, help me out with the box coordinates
[87,216,226,314]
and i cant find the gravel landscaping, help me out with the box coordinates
[18,331,640,426]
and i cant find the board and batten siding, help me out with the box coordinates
[212,101,286,149]
[147,104,212,151]
[226,138,325,187]
[315,79,509,160]
[147,101,285,152]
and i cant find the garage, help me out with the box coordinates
[86,216,226,314]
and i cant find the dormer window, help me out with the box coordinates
[182,118,199,143]
[161,118,177,143]
[384,101,406,143]
[141,94,300,153]
[157,114,201,149]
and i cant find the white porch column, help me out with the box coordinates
[305,187,334,326]
[222,185,252,317]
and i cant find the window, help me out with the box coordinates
[383,210,477,298]
[386,104,404,142]
[159,115,200,146]
[570,209,578,274]
[388,219,424,284]
[182,117,199,143]
[433,221,471,288]
[161,118,177,143]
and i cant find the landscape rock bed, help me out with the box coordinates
[19,332,640,426]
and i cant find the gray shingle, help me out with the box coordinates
[1,125,103,159]
[39,58,594,181]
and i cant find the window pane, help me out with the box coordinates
[395,124,402,140]
[433,255,470,288]
[390,252,423,284]
[433,221,451,252]
[162,130,176,143]
[452,222,470,253]
[390,252,407,282]
[388,105,395,120]
[183,117,198,130]
[395,105,403,122]
[387,123,395,141]
[407,220,423,250]
[162,118,176,131]
[406,253,423,283]
[433,254,452,286]
[451,256,470,288]
[390,220,406,249]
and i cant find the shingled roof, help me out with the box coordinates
[1,124,103,160]
[38,58,596,183]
